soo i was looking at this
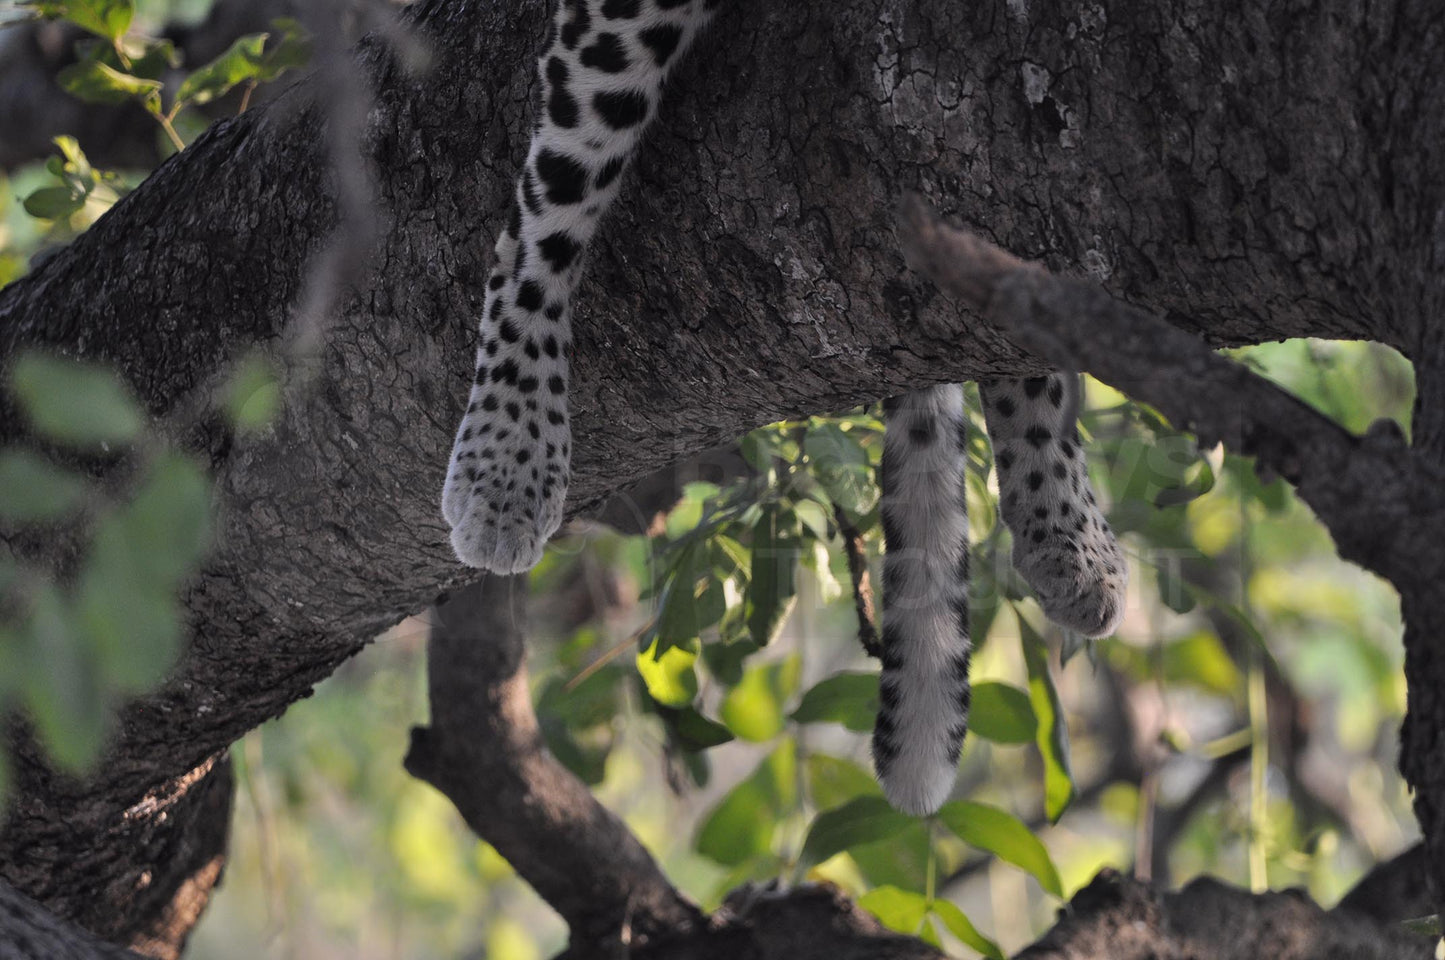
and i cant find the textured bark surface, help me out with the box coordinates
[0,0,1440,949]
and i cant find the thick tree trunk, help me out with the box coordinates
[0,0,1440,948]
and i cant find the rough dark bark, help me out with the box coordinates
[0,882,144,960]
[0,0,1439,949]
[1014,870,1433,960]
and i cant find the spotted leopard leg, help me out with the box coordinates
[982,374,1127,637]
[442,0,719,572]
[873,385,972,816]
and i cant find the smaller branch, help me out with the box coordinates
[404,575,704,953]
[895,195,1445,606]
[405,576,948,960]
[832,505,881,659]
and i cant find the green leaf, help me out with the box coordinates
[22,185,85,220]
[656,545,703,649]
[9,352,145,449]
[968,681,1037,744]
[636,636,698,707]
[931,900,1004,959]
[720,656,799,742]
[793,498,831,541]
[16,582,109,772]
[695,739,795,866]
[0,450,89,522]
[57,58,162,105]
[746,506,798,646]
[1161,631,1242,697]
[800,795,914,867]
[175,32,269,107]
[1019,611,1075,821]
[1155,561,1197,614]
[39,0,134,41]
[668,705,735,751]
[99,452,212,585]
[856,885,928,936]
[790,671,877,732]
[937,800,1063,897]
[804,423,877,517]
[805,753,880,809]
[254,17,312,78]
[223,353,281,432]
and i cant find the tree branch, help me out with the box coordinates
[1015,870,1433,960]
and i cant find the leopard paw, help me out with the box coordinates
[442,392,569,573]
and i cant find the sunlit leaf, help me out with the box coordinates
[1018,611,1075,821]
[931,900,1004,959]
[636,636,698,708]
[856,885,927,936]
[937,800,1063,897]
[969,681,1037,744]
[720,656,799,742]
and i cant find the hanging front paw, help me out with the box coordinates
[441,386,570,573]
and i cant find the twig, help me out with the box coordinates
[832,505,881,659]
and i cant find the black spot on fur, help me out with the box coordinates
[994,395,1015,417]
[1053,461,1068,479]
[547,410,566,425]
[1047,377,1065,407]
[996,451,1013,471]
[505,402,520,421]
[488,273,506,291]
[536,148,588,204]
[518,377,539,394]
[499,319,520,342]
[1027,470,1044,491]
[545,303,565,321]
[601,0,639,15]
[593,89,649,128]
[547,64,579,129]
[1025,426,1052,448]
[524,339,540,360]
[543,336,559,358]
[559,0,589,49]
[1023,377,1048,398]
[493,359,520,385]
[639,23,682,66]
[505,203,521,239]
[538,231,581,273]
[594,155,626,190]
[548,375,565,394]
[580,32,628,73]
[481,394,499,412]
[516,281,544,311]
